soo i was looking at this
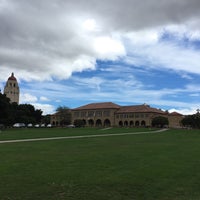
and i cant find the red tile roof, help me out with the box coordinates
[72,102,181,115]
[8,72,17,81]
[73,102,121,110]
[169,112,183,116]
[73,102,166,114]
[116,104,166,114]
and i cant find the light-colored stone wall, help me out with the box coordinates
[72,108,118,127]
[4,79,19,104]
[71,109,177,127]
[114,113,167,127]
[168,114,183,128]
[55,104,183,128]
[50,113,61,126]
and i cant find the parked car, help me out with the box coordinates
[13,123,25,128]
[27,123,33,128]
[34,124,40,128]
[0,124,5,130]
[66,124,75,128]
[41,124,45,128]
[47,124,52,128]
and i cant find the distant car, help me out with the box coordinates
[47,124,52,128]
[66,124,75,128]
[27,123,33,128]
[0,124,5,130]
[41,124,45,128]
[34,124,40,128]
[13,123,25,128]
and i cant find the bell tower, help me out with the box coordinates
[4,73,20,104]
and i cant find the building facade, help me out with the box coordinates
[115,104,166,127]
[3,73,20,104]
[70,102,183,128]
[50,112,62,126]
[168,112,184,128]
[72,102,121,127]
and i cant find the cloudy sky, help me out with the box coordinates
[0,0,200,115]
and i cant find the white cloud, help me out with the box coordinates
[32,103,55,115]
[125,30,200,75]
[40,96,50,101]
[164,22,200,41]
[94,36,126,60]
[189,93,200,97]
[71,55,96,73]
[82,19,99,32]
[0,0,200,116]
[19,93,55,114]
[0,0,200,82]
[20,93,38,103]
[185,84,200,92]
[169,108,198,115]
[126,29,159,45]
[179,73,193,80]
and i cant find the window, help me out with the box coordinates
[88,111,95,117]
[74,112,80,117]
[129,114,134,118]
[103,110,110,117]
[81,112,87,117]
[96,111,102,117]
[135,113,139,118]
[123,114,129,118]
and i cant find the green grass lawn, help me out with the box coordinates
[0,127,155,141]
[0,128,200,199]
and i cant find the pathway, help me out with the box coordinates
[0,128,168,144]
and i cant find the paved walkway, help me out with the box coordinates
[0,129,168,144]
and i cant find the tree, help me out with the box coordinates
[74,119,85,127]
[41,114,51,124]
[0,93,11,126]
[152,116,169,128]
[15,104,42,124]
[181,112,200,129]
[56,106,72,126]
[0,93,43,126]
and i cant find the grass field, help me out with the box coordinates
[0,127,200,199]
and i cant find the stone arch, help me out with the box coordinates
[124,121,128,127]
[130,121,134,127]
[96,119,102,127]
[104,119,111,127]
[82,119,86,126]
[141,120,146,126]
[88,119,94,127]
[119,121,123,127]
[135,120,140,126]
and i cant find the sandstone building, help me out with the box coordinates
[51,102,183,128]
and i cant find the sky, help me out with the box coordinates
[0,0,200,115]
